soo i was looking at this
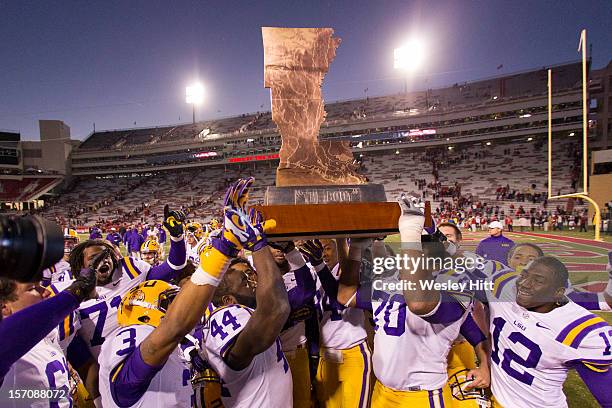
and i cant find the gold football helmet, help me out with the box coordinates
[140,239,161,266]
[186,222,204,240]
[117,280,179,328]
[63,228,79,254]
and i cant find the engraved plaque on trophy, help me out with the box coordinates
[257,27,430,240]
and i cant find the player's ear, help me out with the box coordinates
[554,286,566,302]
[1,303,12,318]
[222,294,237,306]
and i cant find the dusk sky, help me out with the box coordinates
[0,0,610,141]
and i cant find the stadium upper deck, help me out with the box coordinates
[71,61,585,176]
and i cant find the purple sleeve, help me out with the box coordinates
[356,282,373,311]
[286,264,316,310]
[475,242,484,257]
[110,346,164,407]
[567,291,601,311]
[147,238,186,281]
[0,292,79,379]
[574,362,612,407]
[459,312,486,346]
[420,291,466,324]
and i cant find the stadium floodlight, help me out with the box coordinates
[394,39,425,71]
[394,38,425,93]
[186,83,205,124]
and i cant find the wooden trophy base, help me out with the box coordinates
[255,185,431,241]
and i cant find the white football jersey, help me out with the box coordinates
[200,304,293,408]
[42,260,72,284]
[0,328,72,408]
[365,272,472,391]
[315,263,367,350]
[186,239,205,266]
[487,276,612,408]
[52,257,153,359]
[99,324,192,408]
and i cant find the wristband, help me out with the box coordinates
[192,248,231,286]
[344,291,357,308]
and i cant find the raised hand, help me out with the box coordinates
[244,208,275,252]
[66,249,107,301]
[163,204,186,238]
[397,193,426,243]
[299,240,324,267]
[224,177,254,214]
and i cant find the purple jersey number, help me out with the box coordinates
[80,295,122,347]
[599,330,612,356]
[492,317,542,385]
[211,310,242,341]
[45,358,71,408]
[116,327,137,356]
[372,290,406,337]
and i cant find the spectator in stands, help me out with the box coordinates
[475,220,515,264]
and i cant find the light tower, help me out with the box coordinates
[186,83,204,124]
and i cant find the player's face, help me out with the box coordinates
[489,227,502,237]
[232,262,257,289]
[508,245,540,271]
[270,247,288,269]
[228,269,256,308]
[516,262,562,310]
[186,232,197,245]
[64,239,77,261]
[141,251,158,266]
[3,282,45,315]
[321,240,338,267]
[83,246,114,285]
[438,226,460,244]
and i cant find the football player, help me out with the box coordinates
[304,239,372,408]
[437,222,491,408]
[481,256,610,407]
[507,244,612,311]
[185,221,205,266]
[335,196,489,407]
[99,177,272,407]
[412,202,612,407]
[194,177,292,407]
[42,227,80,286]
[89,227,102,241]
[49,205,187,361]
[269,239,317,408]
[0,259,98,407]
[140,240,162,267]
